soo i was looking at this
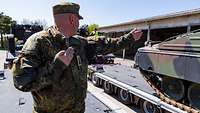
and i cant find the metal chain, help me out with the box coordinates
[142,73,199,113]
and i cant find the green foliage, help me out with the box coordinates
[0,12,15,49]
[0,12,15,33]
[87,24,99,35]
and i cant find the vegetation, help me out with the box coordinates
[0,12,15,49]
[0,12,15,34]
[79,24,99,37]
[87,24,99,35]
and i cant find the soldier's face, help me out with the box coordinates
[54,13,80,37]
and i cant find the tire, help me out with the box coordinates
[0,73,5,80]
[140,99,161,113]
[103,81,113,94]
[118,88,132,105]
[187,83,200,110]
[161,77,185,101]
[91,74,100,87]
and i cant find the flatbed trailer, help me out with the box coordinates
[88,60,187,113]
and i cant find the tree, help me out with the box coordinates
[0,12,14,33]
[0,12,15,49]
[87,24,99,35]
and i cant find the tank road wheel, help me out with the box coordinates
[103,81,113,94]
[140,99,161,113]
[161,77,185,101]
[118,88,132,104]
[91,74,100,87]
[188,83,200,110]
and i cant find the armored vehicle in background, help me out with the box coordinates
[135,29,200,112]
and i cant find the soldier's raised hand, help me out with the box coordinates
[55,47,74,66]
[130,28,143,41]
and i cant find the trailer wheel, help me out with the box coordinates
[0,73,5,80]
[140,99,161,113]
[91,74,100,87]
[103,81,113,94]
[118,88,132,104]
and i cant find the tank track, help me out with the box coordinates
[141,72,199,113]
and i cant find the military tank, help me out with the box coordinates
[135,29,200,112]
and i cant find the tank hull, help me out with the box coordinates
[135,30,200,111]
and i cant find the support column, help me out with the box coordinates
[122,49,125,60]
[187,24,191,33]
[122,31,126,59]
[147,24,151,41]
[0,33,3,49]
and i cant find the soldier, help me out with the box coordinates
[11,1,142,113]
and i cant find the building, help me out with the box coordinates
[98,9,200,57]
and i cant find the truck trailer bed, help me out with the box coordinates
[89,64,155,95]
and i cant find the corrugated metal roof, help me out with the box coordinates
[99,8,200,29]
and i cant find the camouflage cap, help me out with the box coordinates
[53,2,83,19]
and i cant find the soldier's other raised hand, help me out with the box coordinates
[130,28,143,41]
[55,47,74,66]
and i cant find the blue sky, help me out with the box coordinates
[1,0,200,27]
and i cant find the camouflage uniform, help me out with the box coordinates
[11,26,135,113]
